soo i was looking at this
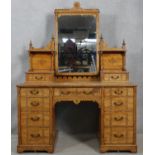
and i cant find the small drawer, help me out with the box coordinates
[103,97,134,111]
[103,73,128,81]
[54,88,76,96]
[26,73,52,81]
[21,112,50,127]
[20,88,49,97]
[103,127,134,144]
[104,87,134,97]
[21,127,50,145]
[103,112,133,126]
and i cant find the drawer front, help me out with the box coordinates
[26,73,51,81]
[54,88,101,97]
[103,97,134,111]
[20,88,49,97]
[103,112,133,126]
[104,87,134,97]
[103,127,134,144]
[21,112,50,127]
[21,127,50,145]
[21,97,50,112]
[103,73,128,81]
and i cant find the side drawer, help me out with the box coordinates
[103,73,128,81]
[21,127,50,145]
[20,88,49,97]
[103,127,134,144]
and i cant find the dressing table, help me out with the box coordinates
[17,2,137,153]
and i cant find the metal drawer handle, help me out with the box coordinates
[30,116,40,121]
[30,101,40,106]
[114,116,124,121]
[61,91,70,95]
[83,91,93,95]
[113,102,123,106]
[114,90,123,95]
[114,134,124,138]
[111,75,119,79]
[30,89,39,95]
[30,133,40,138]
[35,76,43,80]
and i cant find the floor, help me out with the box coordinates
[12,132,143,155]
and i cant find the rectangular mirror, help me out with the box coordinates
[55,9,99,75]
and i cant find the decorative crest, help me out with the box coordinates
[73,2,81,9]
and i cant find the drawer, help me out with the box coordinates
[20,88,49,97]
[103,97,134,111]
[26,73,52,81]
[21,97,50,111]
[103,73,128,81]
[21,127,50,145]
[103,127,134,144]
[21,112,50,127]
[104,87,134,96]
[103,112,133,126]
[54,88,101,96]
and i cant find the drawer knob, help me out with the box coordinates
[31,101,40,106]
[114,90,123,95]
[30,89,39,95]
[111,75,119,79]
[35,76,43,80]
[114,116,124,121]
[30,133,40,138]
[113,134,124,138]
[113,102,123,106]
[30,116,40,121]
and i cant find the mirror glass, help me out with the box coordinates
[58,15,97,73]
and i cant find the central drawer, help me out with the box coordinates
[54,88,101,97]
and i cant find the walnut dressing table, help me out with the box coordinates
[17,2,137,153]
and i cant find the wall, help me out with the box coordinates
[11,0,143,134]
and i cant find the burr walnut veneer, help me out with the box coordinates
[17,2,137,153]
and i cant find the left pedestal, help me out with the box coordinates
[17,87,55,153]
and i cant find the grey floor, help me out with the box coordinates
[12,132,143,155]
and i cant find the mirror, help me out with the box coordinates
[57,15,97,73]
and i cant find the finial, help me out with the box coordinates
[29,40,33,49]
[73,2,81,9]
[51,33,55,40]
[122,39,126,49]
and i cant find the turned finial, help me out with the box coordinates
[122,39,126,49]
[29,40,33,49]
[51,33,55,40]
[73,2,81,9]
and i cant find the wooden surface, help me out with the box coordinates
[17,2,137,153]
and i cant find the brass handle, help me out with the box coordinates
[113,102,123,106]
[30,116,40,121]
[111,75,119,79]
[114,116,123,121]
[30,89,39,95]
[114,90,123,95]
[35,76,43,80]
[61,91,70,95]
[83,91,93,95]
[30,101,40,106]
[30,133,40,138]
[114,134,124,138]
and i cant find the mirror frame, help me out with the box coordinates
[54,4,100,76]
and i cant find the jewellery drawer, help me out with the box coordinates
[103,127,134,144]
[103,112,133,126]
[103,97,134,111]
[20,88,49,97]
[26,73,52,82]
[21,112,50,127]
[103,73,128,81]
[20,97,50,111]
[21,127,50,145]
[104,87,134,96]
